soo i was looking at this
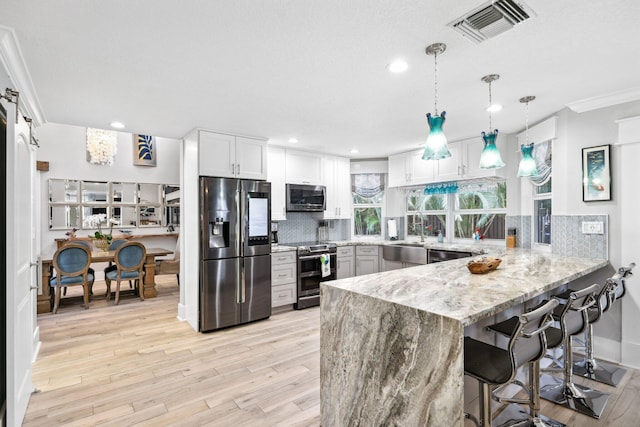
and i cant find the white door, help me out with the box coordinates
[235,136,267,180]
[198,131,235,177]
[5,99,36,426]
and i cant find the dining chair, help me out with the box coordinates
[62,240,96,296]
[50,243,95,313]
[155,235,180,285]
[105,239,133,288]
[105,241,146,304]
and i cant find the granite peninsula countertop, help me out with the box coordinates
[321,248,608,326]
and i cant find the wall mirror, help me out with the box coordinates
[112,182,137,204]
[48,179,180,230]
[82,181,109,203]
[49,179,79,203]
[49,205,81,230]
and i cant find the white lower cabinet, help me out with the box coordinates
[355,246,380,276]
[271,251,297,307]
[336,246,355,279]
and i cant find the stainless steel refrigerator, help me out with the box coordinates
[200,177,271,332]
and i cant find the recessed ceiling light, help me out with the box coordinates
[486,104,502,113]
[288,138,298,143]
[110,121,125,129]
[350,148,359,154]
[387,60,408,73]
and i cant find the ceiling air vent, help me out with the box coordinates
[449,0,534,43]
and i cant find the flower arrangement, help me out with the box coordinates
[83,214,119,243]
[65,227,78,238]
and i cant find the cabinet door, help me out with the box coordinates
[356,255,379,276]
[434,140,462,181]
[388,153,409,187]
[199,131,235,177]
[410,150,435,184]
[285,150,323,184]
[267,146,287,220]
[463,135,507,179]
[337,255,355,279]
[235,137,267,180]
[322,156,338,218]
[335,156,352,218]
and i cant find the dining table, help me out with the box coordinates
[38,247,173,313]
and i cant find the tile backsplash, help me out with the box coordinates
[505,215,532,249]
[551,215,608,259]
[276,213,350,244]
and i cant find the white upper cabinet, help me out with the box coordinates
[267,146,287,220]
[322,155,351,219]
[390,135,507,186]
[435,135,507,181]
[285,150,323,185]
[388,149,435,187]
[199,131,267,180]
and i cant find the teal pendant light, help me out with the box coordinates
[422,43,451,161]
[517,96,539,177]
[479,74,505,169]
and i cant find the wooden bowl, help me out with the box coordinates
[467,256,502,274]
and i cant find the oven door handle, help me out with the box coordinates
[298,253,335,261]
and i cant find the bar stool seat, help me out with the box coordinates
[464,299,559,427]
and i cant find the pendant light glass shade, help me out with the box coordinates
[517,143,538,177]
[518,96,539,177]
[479,130,505,169]
[422,112,451,160]
[422,43,451,160]
[479,74,504,169]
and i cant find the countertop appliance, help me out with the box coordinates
[286,184,326,212]
[287,241,337,309]
[200,177,271,332]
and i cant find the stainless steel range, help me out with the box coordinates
[289,242,337,309]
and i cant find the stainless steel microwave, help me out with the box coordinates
[286,184,326,212]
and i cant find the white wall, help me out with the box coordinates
[551,101,640,367]
[36,122,181,258]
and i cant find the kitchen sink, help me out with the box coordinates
[382,242,427,264]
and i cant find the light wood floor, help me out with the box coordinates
[25,277,640,426]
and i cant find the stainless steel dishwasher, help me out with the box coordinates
[427,249,473,264]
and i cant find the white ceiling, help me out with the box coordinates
[2,0,640,158]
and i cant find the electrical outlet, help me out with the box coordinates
[582,221,604,234]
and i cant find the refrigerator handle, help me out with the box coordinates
[235,188,241,255]
[240,258,246,303]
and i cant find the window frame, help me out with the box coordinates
[352,173,386,239]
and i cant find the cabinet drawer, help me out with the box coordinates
[356,246,379,256]
[272,263,296,286]
[272,282,296,307]
[337,246,354,257]
[271,251,296,265]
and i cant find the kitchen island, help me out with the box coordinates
[320,249,608,426]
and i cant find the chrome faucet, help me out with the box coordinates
[414,211,425,242]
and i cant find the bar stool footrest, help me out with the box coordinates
[539,374,609,419]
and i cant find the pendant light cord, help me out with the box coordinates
[488,81,493,131]
[525,99,529,143]
[433,51,439,115]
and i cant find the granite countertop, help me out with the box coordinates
[321,249,608,326]
[271,244,297,253]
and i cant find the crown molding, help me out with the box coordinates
[0,24,45,126]
[566,87,640,113]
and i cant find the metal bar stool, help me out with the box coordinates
[554,263,634,387]
[537,284,610,419]
[464,299,559,427]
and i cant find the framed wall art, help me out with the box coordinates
[582,144,611,202]
[133,134,157,166]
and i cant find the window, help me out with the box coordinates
[352,174,385,237]
[534,178,552,245]
[406,192,447,238]
[403,180,507,241]
[454,181,506,240]
[530,141,552,246]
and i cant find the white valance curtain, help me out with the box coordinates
[352,173,385,198]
